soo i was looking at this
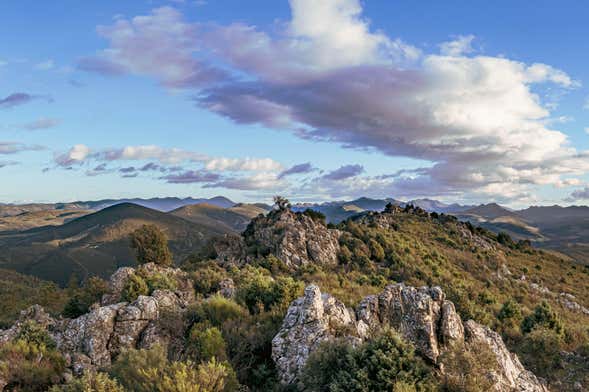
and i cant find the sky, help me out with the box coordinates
[2,0,589,206]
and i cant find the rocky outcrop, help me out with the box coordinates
[0,264,196,375]
[271,285,360,384]
[272,284,548,391]
[215,209,341,268]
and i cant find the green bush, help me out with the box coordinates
[0,325,66,391]
[190,262,230,296]
[121,273,149,302]
[63,276,109,318]
[50,371,124,392]
[143,271,178,293]
[518,327,563,376]
[187,322,228,362]
[130,224,173,266]
[301,329,435,392]
[521,301,564,336]
[189,296,247,328]
[236,268,303,314]
[110,345,238,392]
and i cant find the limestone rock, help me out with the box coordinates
[215,209,341,268]
[464,320,548,392]
[271,284,359,384]
[272,284,547,392]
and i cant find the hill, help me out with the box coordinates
[0,209,92,232]
[0,203,229,285]
[170,202,269,232]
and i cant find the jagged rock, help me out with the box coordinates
[464,321,548,392]
[215,209,341,268]
[271,285,359,384]
[101,267,135,305]
[0,264,196,375]
[272,284,548,391]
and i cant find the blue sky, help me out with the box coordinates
[1,0,589,206]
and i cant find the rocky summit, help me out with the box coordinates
[272,283,548,391]
[214,208,341,268]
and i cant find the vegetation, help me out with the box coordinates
[63,276,109,318]
[0,321,66,391]
[301,329,436,391]
[130,224,173,266]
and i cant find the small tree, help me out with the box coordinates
[130,224,173,266]
[273,195,291,211]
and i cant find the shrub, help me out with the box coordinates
[110,345,238,392]
[187,322,228,362]
[189,262,229,296]
[236,269,303,314]
[301,329,435,392]
[49,372,124,392]
[130,224,173,266]
[143,271,178,293]
[302,209,326,225]
[521,301,564,336]
[518,327,563,376]
[440,342,499,391]
[498,299,522,322]
[63,276,109,318]
[121,273,149,302]
[0,325,66,391]
[189,296,247,328]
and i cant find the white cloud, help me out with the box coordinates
[81,1,585,202]
[205,157,282,171]
[439,35,475,57]
[55,144,91,166]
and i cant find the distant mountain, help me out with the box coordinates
[408,198,473,213]
[461,203,518,220]
[0,209,92,232]
[73,196,236,212]
[0,196,236,218]
[0,203,230,285]
[170,202,270,232]
[292,197,401,223]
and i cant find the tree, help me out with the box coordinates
[272,196,290,211]
[521,301,564,336]
[130,224,173,266]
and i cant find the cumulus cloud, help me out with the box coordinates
[439,35,475,56]
[54,144,91,167]
[21,117,61,130]
[205,157,282,171]
[278,162,315,178]
[81,1,585,201]
[79,6,227,88]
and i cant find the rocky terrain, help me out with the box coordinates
[213,207,341,268]
[272,284,548,391]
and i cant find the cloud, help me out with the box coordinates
[0,93,51,109]
[82,1,585,201]
[94,145,207,164]
[566,186,589,201]
[439,35,475,56]
[55,144,91,166]
[21,117,61,130]
[278,162,315,178]
[322,164,364,180]
[0,142,44,155]
[161,170,220,183]
[205,157,282,171]
[204,172,285,190]
[79,6,227,88]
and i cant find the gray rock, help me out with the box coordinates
[272,284,548,392]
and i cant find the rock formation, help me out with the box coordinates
[272,283,548,392]
[214,209,341,268]
[0,263,195,376]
